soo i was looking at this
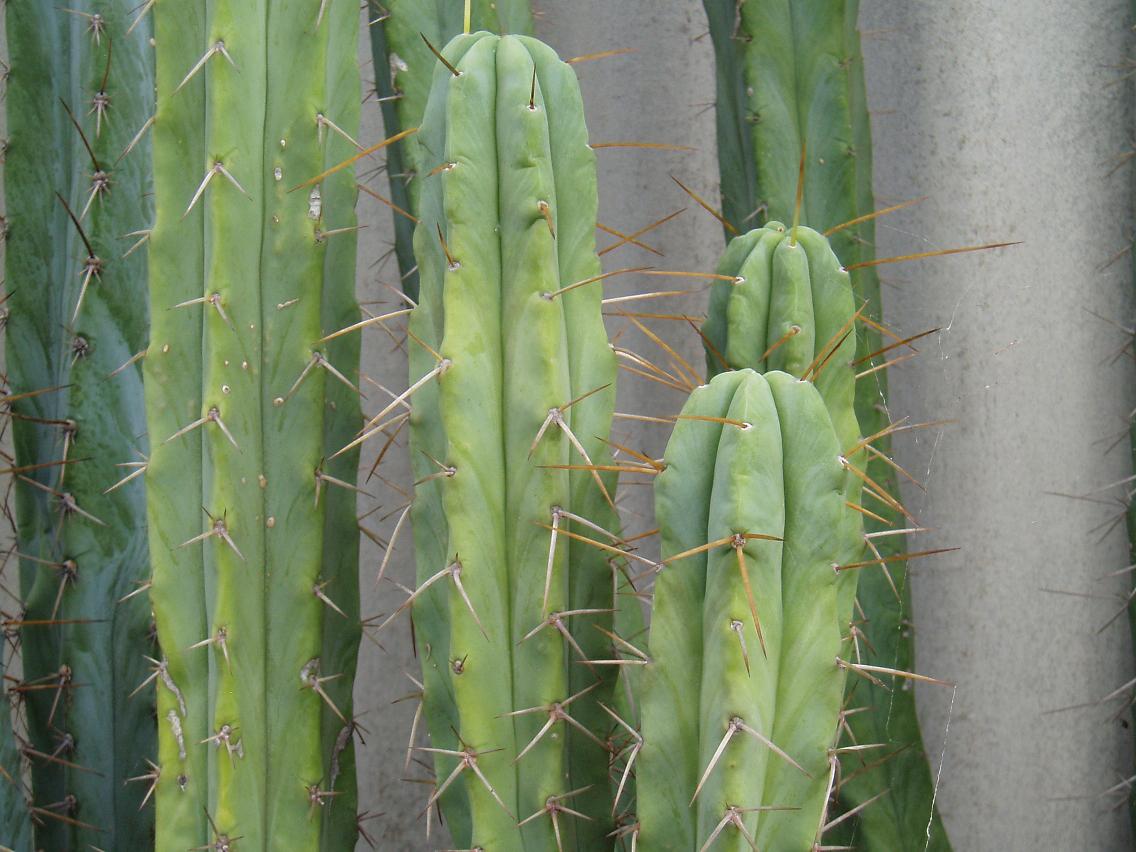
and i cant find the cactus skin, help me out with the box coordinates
[4,1,155,846]
[143,0,361,848]
[1,653,31,851]
[637,369,863,850]
[703,1,950,845]
[368,0,533,301]
[407,32,625,848]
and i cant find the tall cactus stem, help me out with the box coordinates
[144,0,361,847]
[702,1,950,844]
[367,0,533,301]
[4,1,156,845]
[405,32,628,849]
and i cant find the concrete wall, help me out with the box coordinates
[861,3,1135,849]
[353,1,1136,848]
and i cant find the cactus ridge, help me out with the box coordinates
[636,369,864,851]
[368,0,534,301]
[405,32,628,849]
[4,1,156,846]
[702,2,951,844]
[143,0,362,848]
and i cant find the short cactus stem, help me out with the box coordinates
[636,369,864,850]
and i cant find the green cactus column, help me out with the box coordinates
[702,1,949,845]
[4,1,155,846]
[405,32,625,849]
[143,0,362,848]
[368,0,533,300]
[636,369,864,850]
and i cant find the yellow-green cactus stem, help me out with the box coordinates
[143,0,362,848]
[405,32,628,849]
[368,0,532,300]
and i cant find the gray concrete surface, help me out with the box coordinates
[860,2,1136,849]
[350,1,1136,848]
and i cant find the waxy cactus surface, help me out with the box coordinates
[4,1,155,845]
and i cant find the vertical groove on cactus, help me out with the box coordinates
[702,1,949,844]
[4,1,155,846]
[367,0,533,301]
[316,5,365,848]
[144,1,361,848]
[406,32,626,849]
[637,369,864,850]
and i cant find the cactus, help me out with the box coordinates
[1,644,31,851]
[636,368,863,850]
[404,31,631,848]
[702,1,949,844]
[3,1,155,846]
[367,0,533,300]
[0,738,29,852]
[142,0,362,848]
[702,222,860,462]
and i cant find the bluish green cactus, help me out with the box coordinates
[367,0,533,300]
[702,2,949,844]
[636,369,864,850]
[4,1,155,845]
[404,31,633,849]
[0,635,31,851]
[142,0,362,848]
